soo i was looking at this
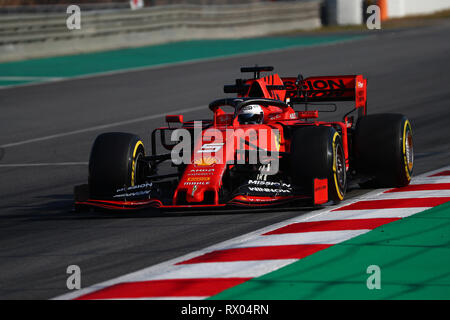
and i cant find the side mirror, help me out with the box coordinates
[165,115,183,124]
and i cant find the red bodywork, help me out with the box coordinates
[76,71,367,210]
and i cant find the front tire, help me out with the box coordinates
[354,113,413,187]
[290,126,347,204]
[88,132,145,198]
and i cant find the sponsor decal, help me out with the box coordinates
[183,181,210,186]
[315,184,327,192]
[194,156,218,166]
[248,180,291,188]
[283,78,353,100]
[188,172,214,176]
[249,187,291,193]
[284,79,347,91]
[188,168,215,175]
[187,177,210,182]
[113,190,151,198]
[116,182,152,193]
[270,114,281,120]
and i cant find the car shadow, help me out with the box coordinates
[5,193,316,222]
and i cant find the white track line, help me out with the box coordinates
[229,230,369,248]
[307,208,427,221]
[0,105,205,149]
[366,190,450,199]
[411,177,450,184]
[135,260,297,281]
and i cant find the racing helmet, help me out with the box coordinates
[237,104,264,124]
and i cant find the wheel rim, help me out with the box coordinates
[335,143,346,190]
[405,129,414,173]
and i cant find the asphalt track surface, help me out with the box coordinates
[1,22,450,299]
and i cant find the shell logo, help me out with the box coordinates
[194,156,218,166]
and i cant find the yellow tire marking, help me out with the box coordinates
[332,132,344,200]
[131,140,144,186]
[402,120,412,181]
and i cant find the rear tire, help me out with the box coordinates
[354,113,413,187]
[88,132,145,198]
[290,126,347,204]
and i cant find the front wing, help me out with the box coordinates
[74,179,328,211]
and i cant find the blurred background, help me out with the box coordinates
[1,0,449,62]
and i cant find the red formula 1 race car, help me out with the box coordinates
[74,66,414,210]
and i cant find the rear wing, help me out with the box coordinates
[223,66,368,116]
[281,75,367,115]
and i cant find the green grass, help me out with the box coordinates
[210,202,450,300]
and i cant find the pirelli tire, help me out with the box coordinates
[354,113,413,187]
[290,126,347,204]
[88,132,146,198]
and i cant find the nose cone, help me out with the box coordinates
[186,185,205,203]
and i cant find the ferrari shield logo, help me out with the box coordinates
[191,185,198,197]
